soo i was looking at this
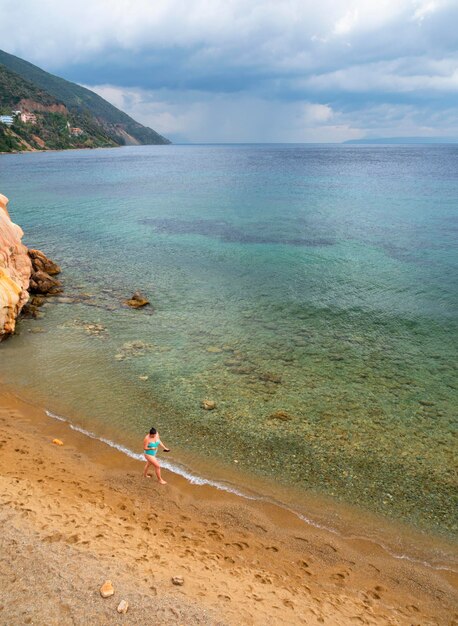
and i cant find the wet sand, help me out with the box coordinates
[0,386,457,625]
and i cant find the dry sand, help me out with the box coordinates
[0,386,457,625]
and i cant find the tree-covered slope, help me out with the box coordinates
[0,63,58,109]
[0,64,118,151]
[0,49,170,146]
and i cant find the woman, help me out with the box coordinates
[143,427,170,484]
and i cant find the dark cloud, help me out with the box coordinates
[1,0,456,141]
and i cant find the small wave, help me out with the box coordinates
[45,409,457,573]
[45,410,252,499]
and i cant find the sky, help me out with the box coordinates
[1,0,457,143]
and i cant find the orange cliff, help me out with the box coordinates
[0,194,32,340]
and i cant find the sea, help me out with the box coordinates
[0,144,456,544]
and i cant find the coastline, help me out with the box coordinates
[0,382,456,625]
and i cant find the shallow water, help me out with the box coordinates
[0,144,457,535]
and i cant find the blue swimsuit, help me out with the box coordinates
[144,440,161,456]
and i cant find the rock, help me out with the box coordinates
[20,303,40,318]
[125,291,149,308]
[269,410,292,421]
[31,295,45,307]
[55,296,74,304]
[224,359,241,367]
[29,270,62,295]
[206,346,222,353]
[259,372,282,384]
[171,576,184,586]
[116,340,154,360]
[116,600,129,614]
[83,323,105,336]
[202,399,216,410]
[139,375,149,381]
[233,365,255,375]
[28,249,61,275]
[100,581,115,598]
[52,439,64,446]
[0,193,32,339]
[130,340,146,349]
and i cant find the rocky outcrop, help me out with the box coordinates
[125,291,149,308]
[28,249,60,276]
[18,99,68,115]
[0,193,61,340]
[0,194,32,340]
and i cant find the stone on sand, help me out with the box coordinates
[100,581,115,598]
[52,439,64,446]
[172,576,184,586]
[117,599,129,614]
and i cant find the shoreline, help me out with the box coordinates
[0,382,457,624]
[43,398,458,575]
[0,143,172,156]
[5,366,458,570]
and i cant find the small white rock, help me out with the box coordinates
[117,599,129,614]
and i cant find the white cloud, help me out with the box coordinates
[302,56,458,93]
[333,9,359,35]
[1,0,454,69]
[412,0,438,22]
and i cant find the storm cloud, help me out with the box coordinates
[1,0,457,142]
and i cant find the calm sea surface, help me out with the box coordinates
[0,144,457,536]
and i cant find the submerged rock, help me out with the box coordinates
[259,372,282,384]
[83,323,106,336]
[202,399,217,410]
[116,340,154,360]
[125,291,149,308]
[269,410,292,421]
[206,346,223,353]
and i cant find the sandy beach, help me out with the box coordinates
[0,385,456,625]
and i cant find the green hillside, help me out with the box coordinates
[0,64,118,152]
[0,49,170,146]
[0,63,57,109]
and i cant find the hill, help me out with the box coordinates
[0,49,170,151]
[0,64,119,151]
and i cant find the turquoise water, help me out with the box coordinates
[0,144,457,535]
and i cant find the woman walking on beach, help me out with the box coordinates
[143,427,170,484]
